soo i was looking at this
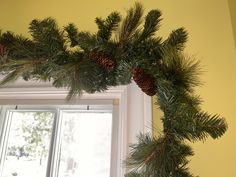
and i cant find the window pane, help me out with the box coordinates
[58,112,112,177]
[1,111,54,177]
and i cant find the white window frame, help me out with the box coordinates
[0,79,152,177]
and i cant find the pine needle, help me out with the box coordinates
[96,12,121,41]
[119,2,144,44]
[140,9,162,40]
[164,27,188,50]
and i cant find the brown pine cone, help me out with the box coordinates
[0,44,7,56]
[132,67,157,96]
[89,51,114,70]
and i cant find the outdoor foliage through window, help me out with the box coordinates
[0,109,112,177]
[1,112,54,177]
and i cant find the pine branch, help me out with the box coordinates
[115,60,132,85]
[96,12,121,41]
[194,112,228,140]
[66,64,82,100]
[125,172,143,177]
[0,31,15,46]
[52,58,113,100]
[0,69,22,85]
[64,23,79,47]
[119,2,144,44]
[158,92,202,132]
[125,133,194,177]
[140,9,162,40]
[29,18,66,58]
[164,28,188,51]
[126,133,160,169]
[174,167,196,177]
[170,111,227,142]
[0,31,36,59]
[76,32,98,51]
[0,60,41,85]
[52,63,73,87]
[161,51,202,92]
[125,171,146,177]
[119,37,162,64]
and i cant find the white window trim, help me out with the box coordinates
[0,79,152,177]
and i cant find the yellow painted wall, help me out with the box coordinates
[228,0,236,48]
[0,0,236,177]
[151,1,236,177]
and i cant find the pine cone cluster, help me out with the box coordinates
[132,67,157,96]
[0,44,7,56]
[89,51,114,70]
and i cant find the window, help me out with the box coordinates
[0,82,152,177]
[0,105,115,177]
[0,110,54,177]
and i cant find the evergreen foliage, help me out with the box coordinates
[0,2,227,177]
[95,12,121,41]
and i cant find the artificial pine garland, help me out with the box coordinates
[0,2,227,177]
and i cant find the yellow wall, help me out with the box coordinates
[228,0,236,48]
[151,1,236,177]
[0,0,236,177]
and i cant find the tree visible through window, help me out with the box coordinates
[58,112,112,177]
[1,111,54,177]
[0,107,113,177]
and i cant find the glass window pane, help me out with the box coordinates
[1,111,54,177]
[58,112,112,177]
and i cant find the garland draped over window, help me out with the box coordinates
[0,2,227,177]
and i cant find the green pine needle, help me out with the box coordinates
[174,167,196,177]
[161,51,202,92]
[195,112,228,140]
[140,9,162,40]
[170,111,228,142]
[125,133,194,177]
[76,32,98,51]
[125,172,142,177]
[0,69,21,85]
[0,31,36,59]
[164,27,188,50]
[96,12,121,41]
[64,23,79,47]
[29,17,65,57]
[119,2,144,44]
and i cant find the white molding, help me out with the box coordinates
[0,82,127,104]
[143,94,152,135]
